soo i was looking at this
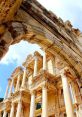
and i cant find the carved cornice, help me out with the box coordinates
[30,70,60,90]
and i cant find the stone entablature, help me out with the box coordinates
[30,70,59,91]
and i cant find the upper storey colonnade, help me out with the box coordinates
[4,50,57,99]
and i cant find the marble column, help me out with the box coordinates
[69,84,77,104]
[43,51,47,70]
[10,102,15,117]
[4,79,11,99]
[21,69,27,88]
[8,78,14,97]
[16,100,22,117]
[15,74,21,91]
[29,91,36,117]
[42,85,48,117]
[61,73,74,117]
[33,56,38,77]
[3,110,7,117]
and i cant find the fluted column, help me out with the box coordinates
[33,56,38,77]
[61,73,74,117]
[29,91,36,117]
[15,74,21,91]
[21,69,27,88]
[42,85,48,117]
[43,51,47,70]
[4,79,11,99]
[16,100,22,117]
[10,102,15,117]
[8,78,14,97]
[3,110,7,117]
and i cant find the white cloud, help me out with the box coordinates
[0,41,43,66]
[38,0,82,31]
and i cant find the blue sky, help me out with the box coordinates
[0,0,82,98]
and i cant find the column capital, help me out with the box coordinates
[34,51,40,59]
[60,67,69,77]
[41,82,47,89]
[18,99,22,103]
[30,90,36,95]
[8,78,12,84]
[23,68,27,72]
[11,78,14,83]
[34,55,38,60]
[11,101,15,106]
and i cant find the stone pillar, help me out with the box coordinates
[75,109,79,117]
[43,51,47,70]
[8,78,14,97]
[33,56,38,77]
[61,73,74,117]
[21,69,27,88]
[0,112,2,117]
[8,113,10,117]
[15,74,21,91]
[16,100,22,117]
[42,85,48,117]
[55,90,60,117]
[29,91,36,117]
[51,58,55,74]
[47,58,54,74]
[69,83,77,104]
[3,110,7,117]
[4,79,11,99]
[77,104,82,117]
[10,102,15,117]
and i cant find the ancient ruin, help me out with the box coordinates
[0,50,82,117]
[0,0,82,117]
